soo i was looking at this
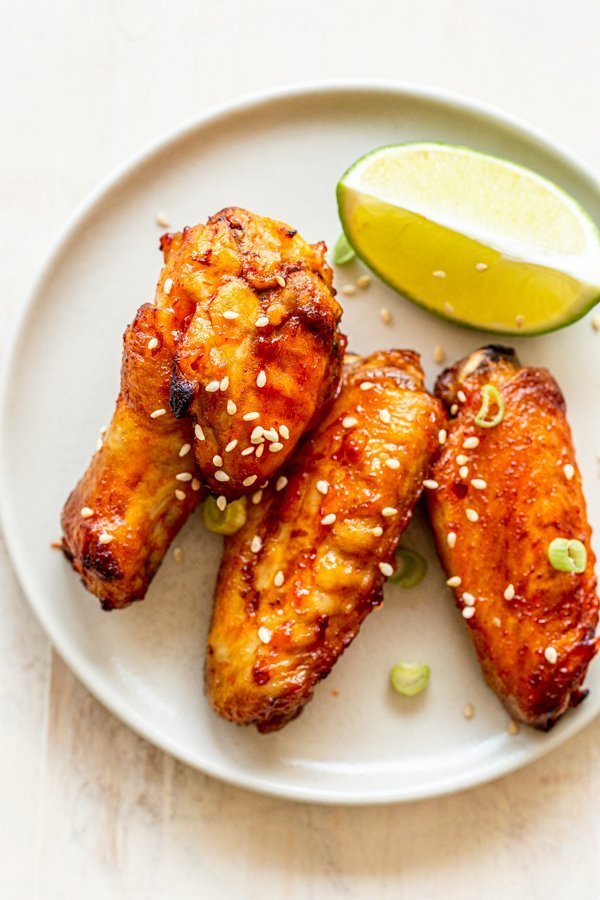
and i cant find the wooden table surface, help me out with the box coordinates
[3,1,600,896]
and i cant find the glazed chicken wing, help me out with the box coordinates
[427,345,599,729]
[206,350,443,731]
[164,207,346,500]
[61,304,203,610]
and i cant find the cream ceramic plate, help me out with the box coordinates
[2,82,600,804]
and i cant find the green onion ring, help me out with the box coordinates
[548,537,587,574]
[203,496,247,536]
[474,384,505,428]
[388,547,427,587]
[389,661,431,697]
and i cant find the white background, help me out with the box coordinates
[2,1,600,897]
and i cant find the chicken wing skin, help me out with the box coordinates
[61,304,203,610]
[206,350,443,732]
[427,345,599,729]
[163,207,346,500]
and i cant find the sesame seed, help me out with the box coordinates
[147,337,159,350]
[225,440,238,453]
[563,463,575,480]
[438,429,447,445]
[463,437,480,450]
[444,302,454,314]
[492,617,502,627]
[504,584,515,601]
[243,411,260,421]
[372,526,383,537]
[191,478,201,491]
[220,376,229,391]
[255,315,270,328]
[360,381,375,391]
[471,478,487,490]
[379,307,392,325]
[176,472,193,482]
[250,426,264,443]
[164,277,173,295]
[156,212,170,227]
[256,370,267,388]
[150,408,167,418]
[343,416,358,428]
[195,424,205,441]
[174,489,186,501]
[275,275,286,288]
[258,626,272,644]
[466,508,479,522]
[507,720,520,736]
[80,507,94,518]
[276,476,288,491]
[356,274,371,288]
[381,507,398,517]
[544,646,558,664]
[385,459,400,470]
[457,390,467,404]
[99,425,107,435]
[379,408,391,424]
[215,471,230,482]
[274,570,285,586]
[321,513,336,525]
[463,703,475,719]
[450,404,458,416]
[515,315,525,328]
[255,444,265,458]
[475,262,488,272]
[433,344,446,365]
[311,481,327,497]
[241,447,255,456]
[98,532,113,544]
[592,313,600,332]
[462,592,475,606]
[173,546,183,563]
[216,495,227,511]
[252,490,263,504]
[269,442,284,452]
[423,479,439,490]
[279,424,290,440]
[459,466,469,479]
[205,381,220,393]
[179,443,191,457]
[243,475,258,487]
[223,310,239,320]
[456,454,469,466]
[446,576,462,587]
[227,400,237,415]
[250,535,262,553]
[447,531,457,548]
[212,454,223,467]
[342,284,357,296]
[379,562,394,577]
[462,607,475,619]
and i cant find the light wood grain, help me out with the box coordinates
[2,0,600,896]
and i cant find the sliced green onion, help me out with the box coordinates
[203,496,247,535]
[388,547,427,587]
[474,384,505,428]
[389,661,430,697]
[332,233,356,265]
[548,537,587,574]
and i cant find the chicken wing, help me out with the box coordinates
[61,304,203,610]
[206,350,443,731]
[164,207,346,500]
[427,345,599,729]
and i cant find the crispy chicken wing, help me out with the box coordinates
[61,304,203,610]
[163,207,345,500]
[427,345,599,729]
[206,350,443,731]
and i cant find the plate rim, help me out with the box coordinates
[3,78,600,805]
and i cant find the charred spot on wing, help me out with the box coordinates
[82,547,121,582]
[170,370,196,418]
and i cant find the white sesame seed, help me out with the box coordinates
[269,442,284,452]
[372,526,383,537]
[243,411,260,421]
[508,720,520,736]
[385,459,400,470]
[380,307,392,325]
[463,437,480,450]
[457,390,467,404]
[463,703,475,719]
[212,454,223,467]
[515,314,525,328]
[251,426,265,443]
[459,466,469,479]
[563,463,575,481]
[256,370,267,388]
[250,535,262,553]
[592,313,600,332]
[475,262,488,272]
[227,400,237,416]
[164,277,173,295]
[216,495,227,511]
[492,616,502,627]
[504,584,515,601]
[147,337,159,350]
[384,443,398,451]
[312,480,328,496]
[450,404,458,416]
[379,408,391,424]
[356,274,371,288]
[544,646,558,664]
[276,476,288,491]
[223,310,239,320]
[150,408,167,418]
[225,440,238,453]
[176,472,193,482]
[471,478,487,490]
[423,479,439,490]
[321,513,337,525]
[462,607,475,619]
[98,532,113,544]
[446,576,462,587]
[195,424,205,441]
[173,546,184,563]
[360,381,375,391]
[241,447,255,456]
[341,284,357,296]
[275,275,286,288]
[462,592,475,606]
[447,531,457,548]
[220,376,229,391]
[215,471,230,482]
[433,344,446,365]
[174,489,186,501]
[179,443,191,457]
[444,302,455,314]
[379,562,394,577]
[381,507,398,517]
[99,425,107,435]
[342,417,358,428]
[466,508,479,522]
[80,507,94,518]
[438,429,447,445]
[255,315,270,328]
[205,381,220,393]
[258,626,272,644]
[433,270,446,278]
[243,475,258,487]
[156,212,170,227]
[255,444,265,458]
[274,570,284,586]
[252,490,263,504]
[456,454,469,466]
[276,426,288,443]
[191,478,201,491]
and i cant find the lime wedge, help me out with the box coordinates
[337,143,600,335]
